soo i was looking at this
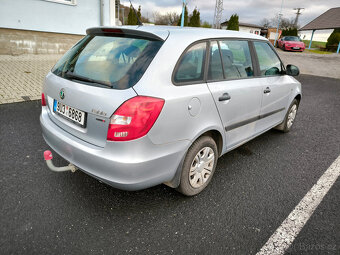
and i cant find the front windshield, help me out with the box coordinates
[285,36,301,42]
[52,35,163,89]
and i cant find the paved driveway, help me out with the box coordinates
[0,54,62,104]
[277,50,340,80]
[0,50,339,105]
[1,75,339,254]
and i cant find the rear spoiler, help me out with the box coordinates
[86,27,165,41]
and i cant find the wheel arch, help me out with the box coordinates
[164,128,224,189]
[295,94,302,105]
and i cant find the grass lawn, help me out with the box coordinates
[302,40,326,48]
[304,49,333,54]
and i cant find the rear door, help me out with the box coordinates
[206,40,263,150]
[43,29,164,147]
[252,41,291,132]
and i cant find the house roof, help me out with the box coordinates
[300,7,340,30]
[220,21,263,29]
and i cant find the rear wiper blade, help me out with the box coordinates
[63,71,113,88]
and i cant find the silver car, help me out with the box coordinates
[40,26,301,196]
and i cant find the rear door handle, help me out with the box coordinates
[219,93,231,101]
[264,87,271,94]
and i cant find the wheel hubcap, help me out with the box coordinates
[287,104,297,129]
[189,147,215,188]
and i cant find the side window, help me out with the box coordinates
[254,42,283,76]
[174,42,206,84]
[219,40,254,80]
[208,41,224,81]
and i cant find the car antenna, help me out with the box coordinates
[129,0,143,26]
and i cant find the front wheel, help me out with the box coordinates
[275,99,299,132]
[177,136,218,196]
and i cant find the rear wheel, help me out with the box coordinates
[177,136,218,196]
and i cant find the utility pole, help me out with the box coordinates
[293,8,304,27]
[181,0,186,27]
[274,0,284,47]
[213,0,223,29]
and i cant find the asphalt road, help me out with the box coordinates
[1,74,339,254]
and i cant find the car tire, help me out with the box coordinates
[275,99,299,133]
[282,44,286,51]
[176,136,218,196]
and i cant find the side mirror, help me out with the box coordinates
[286,64,299,76]
[265,67,280,76]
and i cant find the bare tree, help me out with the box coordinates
[153,11,179,25]
[270,15,296,30]
[167,12,180,25]
[260,18,271,28]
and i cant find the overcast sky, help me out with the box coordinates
[121,0,339,27]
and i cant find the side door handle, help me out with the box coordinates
[218,93,231,101]
[264,87,271,94]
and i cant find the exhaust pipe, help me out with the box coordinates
[44,150,77,173]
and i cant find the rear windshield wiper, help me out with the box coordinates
[63,71,113,88]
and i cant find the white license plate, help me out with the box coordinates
[292,47,300,50]
[53,100,86,127]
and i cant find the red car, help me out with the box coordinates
[278,36,305,52]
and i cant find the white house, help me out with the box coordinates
[0,0,117,55]
[220,21,262,35]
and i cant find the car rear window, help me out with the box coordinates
[52,35,163,90]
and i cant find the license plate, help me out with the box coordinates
[293,47,300,50]
[53,100,86,127]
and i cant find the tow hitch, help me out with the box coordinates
[44,150,77,173]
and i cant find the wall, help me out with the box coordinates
[239,26,261,35]
[298,29,334,42]
[0,28,83,55]
[220,25,261,35]
[0,0,111,35]
[0,0,114,55]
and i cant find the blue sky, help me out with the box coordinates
[122,0,340,27]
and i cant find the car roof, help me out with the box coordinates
[89,25,267,42]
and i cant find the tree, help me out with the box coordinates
[260,18,271,28]
[326,28,340,50]
[281,28,298,36]
[270,15,295,30]
[226,14,239,31]
[153,11,179,25]
[201,21,212,28]
[177,5,188,26]
[188,8,201,27]
[137,5,142,21]
[127,5,137,25]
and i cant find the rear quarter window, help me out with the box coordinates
[173,42,207,85]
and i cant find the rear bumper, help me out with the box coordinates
[40,107,189,191]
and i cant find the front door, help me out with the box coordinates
[253,41,292,131]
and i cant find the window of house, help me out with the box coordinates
[174,42,207,84]
[254,42,283,76]
[219,40,254,79]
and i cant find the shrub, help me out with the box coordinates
[326,28,340,51]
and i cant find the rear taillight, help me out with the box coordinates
[107,96,165,141]
[41,93,46,106]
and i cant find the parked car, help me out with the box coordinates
[278,36,305,52]
[40,26,301,196]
